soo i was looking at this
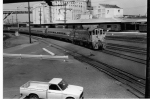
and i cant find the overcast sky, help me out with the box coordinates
[3,0,147,22]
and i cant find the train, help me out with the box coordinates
[6,27,106,50]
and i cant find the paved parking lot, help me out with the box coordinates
[3,34,136,98]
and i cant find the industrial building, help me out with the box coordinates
[32,3,51,24]
[92,4,123,18]
[32,0,89,24]
[51,0,88,22]
[32,0,124,24]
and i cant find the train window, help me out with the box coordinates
[97,30,99,35]
[100,30,102,35]
[95,30,97,35]
[89,31,91,35]
[102,30,105,34]
[93,31,95,35]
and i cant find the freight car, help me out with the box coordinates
[6,27,106,50]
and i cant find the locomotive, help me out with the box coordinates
[7,27,106,50]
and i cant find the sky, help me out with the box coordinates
[3,0,147,23]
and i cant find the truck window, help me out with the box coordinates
[49,84,60,91]
[58,80,68,90]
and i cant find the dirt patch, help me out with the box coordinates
[3,33,37,49]
[3,33,16,49]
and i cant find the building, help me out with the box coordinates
[92,4,123,18]
[51,0,88,22]
[80,10,92,19]
[32,3,51,24]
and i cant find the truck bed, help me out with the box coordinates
[21,81,49,90]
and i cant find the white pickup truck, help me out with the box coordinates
[20,78,84,99]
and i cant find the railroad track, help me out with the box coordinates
[30,35,145,98]
[105,43,147,55]
[102,49,146,65]
[105,36,147,43]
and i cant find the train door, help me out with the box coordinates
[97,29,105,42]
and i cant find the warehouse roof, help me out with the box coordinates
[100,4,121,8]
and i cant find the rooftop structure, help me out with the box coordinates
[99,4,121,8]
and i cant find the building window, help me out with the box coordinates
[102,13,105,17]
[98,9,101,12]
[102,9,105,12]
[118,10,120,12]
[107,10,109,14]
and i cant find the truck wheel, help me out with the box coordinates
[66,97,74,99]
[29,94,39,99]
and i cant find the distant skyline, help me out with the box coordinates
[3,0,147,22]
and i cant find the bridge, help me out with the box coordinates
[3,0,53,6]
[3,10,32,14]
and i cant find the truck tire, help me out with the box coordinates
[29,94,39,99]
[66,97,74,99]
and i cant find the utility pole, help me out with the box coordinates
[64,3,66,23]
[50,6,52,23]
[16,7,18,27]
[145,0,150,97]
[39,7,41,27]
[16,8,18,24]
[28,1,32,43]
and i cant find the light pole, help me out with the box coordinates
[64,3,66,23]
[16,7,19,28]
[28,1,32,44]
[16,7,18,24]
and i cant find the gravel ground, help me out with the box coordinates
[3,34,137,98]
[44,38,146,79]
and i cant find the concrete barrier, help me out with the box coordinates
[3,53,68,60]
